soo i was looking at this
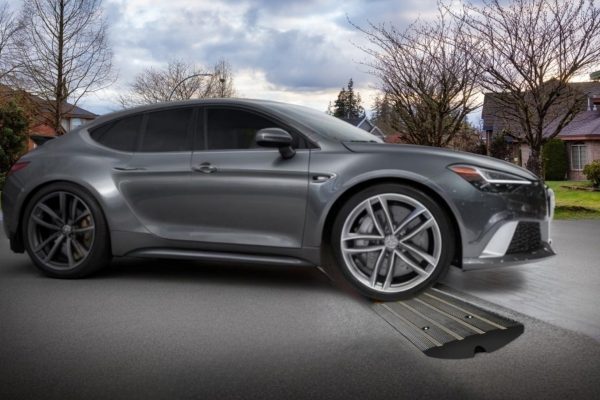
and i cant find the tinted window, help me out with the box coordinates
[206,108,304,150]
[140,108,193,152]
[90,115,142,152]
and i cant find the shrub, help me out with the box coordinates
[490,133,511,161]
[583,160,600,188]
[0,101,29,187]
[542,139,568,181]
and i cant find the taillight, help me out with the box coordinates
[7,161,30,176]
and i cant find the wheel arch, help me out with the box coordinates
[320,176,463,268]
[14,179,112,254]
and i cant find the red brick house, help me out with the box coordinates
[28,103,97,150]
[0,85,97,150]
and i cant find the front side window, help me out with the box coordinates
[205,108,304,150]
[140,108,193,152]
[90,114,143,152]
[571,144,587,171]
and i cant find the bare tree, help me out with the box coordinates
[0,2,21,83]
[213,59,235,98]
[119,59,235,108]
[15,0,114,135]
[353,9,481,147]
[456,0,600,175]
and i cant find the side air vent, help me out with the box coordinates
[506,222,541,254]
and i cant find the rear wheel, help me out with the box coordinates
[23,183,111,278]
[331,184,454,301]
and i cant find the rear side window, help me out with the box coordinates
[206,108,306,150]
[90,115,142,152]
[140,108,193,152]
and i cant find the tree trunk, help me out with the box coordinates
[526,146,543,178]
[54,0,65,136]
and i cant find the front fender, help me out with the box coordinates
[304,163,466,250]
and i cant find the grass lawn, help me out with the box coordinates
[545,181,600,220]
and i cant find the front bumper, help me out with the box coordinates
[462,187,556,270]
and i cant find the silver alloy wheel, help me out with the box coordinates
[27,191,96,270]
[340,193,442,293]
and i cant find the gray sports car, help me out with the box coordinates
[1,99,555,300]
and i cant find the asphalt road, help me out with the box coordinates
[1,222,600,399]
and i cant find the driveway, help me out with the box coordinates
[1,220,599,399]
[442,219,600,341]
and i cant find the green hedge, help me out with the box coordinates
[543,139,568,181]
[584,160,600,187]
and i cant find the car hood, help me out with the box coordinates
[342,142,539,181]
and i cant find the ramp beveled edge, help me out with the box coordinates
[423,324,524,359]
[373,289,524,359]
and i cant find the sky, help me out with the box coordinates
[87,0,444,116]
[9,0,449,117]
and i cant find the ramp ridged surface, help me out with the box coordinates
[373,288,524,359]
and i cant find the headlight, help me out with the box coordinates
[449,164,532,193]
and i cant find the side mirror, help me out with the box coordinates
[255,128,296,159]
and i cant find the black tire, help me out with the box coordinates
[22,182,111,278]
[330,183,454,301]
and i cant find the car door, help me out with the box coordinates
[115,106,197,240]
[188,106,310,249]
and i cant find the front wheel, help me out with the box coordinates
[331,184,454,301]
[23,182,111,278]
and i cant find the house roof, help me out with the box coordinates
[340,116,385,139]
[340,116,365,126]
[481,81,600,137]
[481,93,501,132]
[61,103,97,119]
[557,110,600,140]
[0,84,97,120]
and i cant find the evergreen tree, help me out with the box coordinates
[331,78,365,119]
[0,101,29,190]
[371,93,398,136]
[543,139,568,181]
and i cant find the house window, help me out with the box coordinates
[571,144,588,171]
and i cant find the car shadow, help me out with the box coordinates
[91,256,336,292]
[442,266,528,293]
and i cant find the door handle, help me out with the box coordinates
[114,166,146,171]
[193,162,218,174]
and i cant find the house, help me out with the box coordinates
[28,103,97,150]
[0,84,98,150]
[481,81,600,180]
[553,107,600,180]
[341,116,386,140]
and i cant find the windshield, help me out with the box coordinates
[269,103,384,143]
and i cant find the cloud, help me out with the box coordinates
[79,0,442,114]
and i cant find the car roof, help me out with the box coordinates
[83,98,342,149]
[88,98,297,126]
